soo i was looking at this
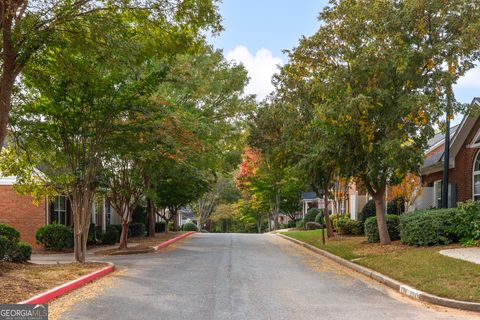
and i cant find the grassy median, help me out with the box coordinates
[282,230,480,303]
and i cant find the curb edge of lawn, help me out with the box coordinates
[19,262,115,305]
[154,231,196,251]
[276,233,480,312]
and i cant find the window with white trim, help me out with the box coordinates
[52,196,67,225]
[473,151,480,201]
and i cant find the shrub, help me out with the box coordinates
[387,197,405,215]
[182,222,198,231]
[36,223,74,250]
[314,212,324,225]
[155,221,166,233]
[305,208,321,223]
[9,242,32,262]
[365,215,400,243]
[128,222,145,237]
[287,219,297,228]
[0,224,20,242]
[399,208,459,246]
[455,201,480,245]
[360,200,376,225]
[110,224,122,235]
[336,217,364,235]
[99,225,119,245]
[305,221,323,230]
[296,219,305,229]
[0,235,12,260]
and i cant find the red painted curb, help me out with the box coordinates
[19,263,115,304]
[154,231,195,251]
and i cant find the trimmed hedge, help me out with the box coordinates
[99,225,120,245]
[365,215,400,243]
[360,200,376,224]
[296,219,305,229]
[305,221,322,230]
[287,219,297,228]
[0,224,20,242]
[304,208,321,223]
[128,222,146,237]
[455,201,480,244]
[182,222,198,231]
[36,223,74,250]
[399,208,459,246]
[336,217,363,235]
[9,241,32,262]
[0,224,32,262]
[155,222,166,233]
[314,212,324,225]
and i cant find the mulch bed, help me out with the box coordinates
[93,232,183,256]
[0,261,106,304]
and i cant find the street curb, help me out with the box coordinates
[276,233,480,312]
[19,262,115,304]
[154,231,196,251]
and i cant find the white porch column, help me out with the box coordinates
[91,196,96,225]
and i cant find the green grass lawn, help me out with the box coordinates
[282,230,480,303]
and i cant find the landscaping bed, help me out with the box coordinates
[0,261,106,304]
[282,230,480,303]
[93,232,184,256]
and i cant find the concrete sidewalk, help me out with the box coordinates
[440,247,480,264]
[30,243,139,264]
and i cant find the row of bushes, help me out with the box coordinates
[36,222,147,250]
[0,224,32,262]
[298,200,480,247]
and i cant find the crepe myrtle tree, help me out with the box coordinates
[0,0,222,153]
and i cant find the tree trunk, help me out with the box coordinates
[323,183,334,238]
[119,220,129,249]
[72,190,94,263]
[147,198,155,237]
[0,17,16,153]
[373,188,391,245]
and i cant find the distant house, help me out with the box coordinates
[0,174,120,249]
[418,97,480,209]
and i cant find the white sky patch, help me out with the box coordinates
[455,66,480,89]
[226,46,283,101]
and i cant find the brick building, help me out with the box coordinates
[0,175,120,249]
[420,97,480,208]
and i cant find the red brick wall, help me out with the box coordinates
[423,117,480,203]
[0,185,46,249]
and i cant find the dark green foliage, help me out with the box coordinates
[132,205,147,225]
[0,224,20,242]
[155,222,166,233]
[128,223,145,237]
[365,215,400,243]
[455,201,480,245]
[87,223,97,245]
[360,200,376,224]
[110,224,122,235]
[399,208,460,246]
[336,217,364,235]
[35,223,74,250]
[182,222,198,231]
[99,225,120,245]
[296,219,305,229]
[314,212,324,225]
[304,208,321,223]
[0,236,12,260]
[9,242,32,263]
[305,221,323,230]
[287,219,297,228]
[387,197,405,215]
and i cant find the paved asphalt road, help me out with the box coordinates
[57,233,479,320]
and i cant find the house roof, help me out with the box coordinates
[301,191,320,201]
[180,207,195,220]
[421,97,480,175]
